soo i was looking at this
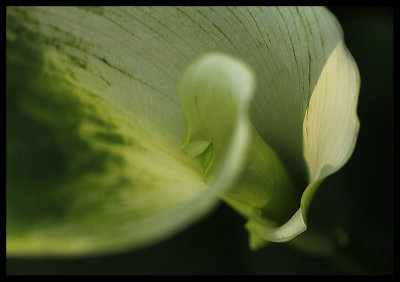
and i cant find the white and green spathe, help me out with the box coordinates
[6,6,360,256]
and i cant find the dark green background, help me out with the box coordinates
[6,6,393,275]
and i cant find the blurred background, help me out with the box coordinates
[6,6,393,275]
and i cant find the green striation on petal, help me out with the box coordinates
[7,32,210,256]
[6,7,209,256]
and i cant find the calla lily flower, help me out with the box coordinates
[6,6,360,256]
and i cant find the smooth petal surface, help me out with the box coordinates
[303,41,360,183]
[301,41,360,221]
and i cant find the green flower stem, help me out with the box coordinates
[221,125,300,248]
